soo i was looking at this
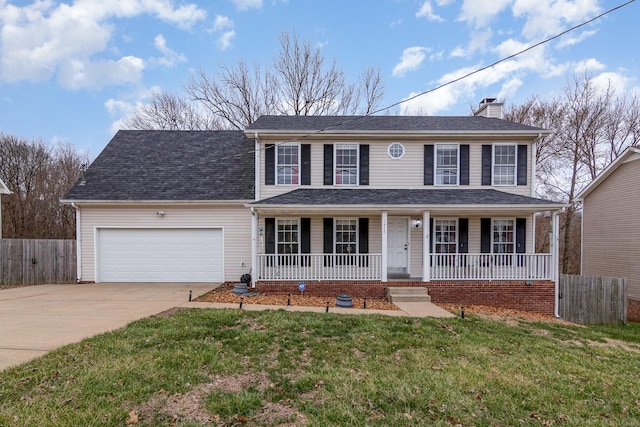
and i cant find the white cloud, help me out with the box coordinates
[512,0,600,40]
[557,29,598,48]
[458,0,511,28]
[573,58,605,73]
[498,77,523,99]
[217,31,236,50]
[392,46,430,77]
[0,0,206,88]
[229,0,263,11]
[58,55,145,90]
[450,46,467,58]
[211,15,235,51]
[416,1,444,22]
[105,85,160,133]
[151,34,187,68]
[592,72,631,96]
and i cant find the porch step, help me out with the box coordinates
[386,287,431,303]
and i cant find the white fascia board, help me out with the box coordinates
[248,203,566,212]
[576,147,640,201]
[248,129,552,139]
[60,199,253,206]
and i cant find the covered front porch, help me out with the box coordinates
[249,188,564,285]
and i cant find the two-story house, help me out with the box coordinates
[63,99,565,314]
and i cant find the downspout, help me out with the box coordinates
[553,209,562,318]
[250,207,258,289]
[72,203,82,283]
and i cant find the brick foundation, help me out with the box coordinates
[256,280,556,315]
[628,299,640,323]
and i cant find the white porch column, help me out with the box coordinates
[381,211,388,282]
[422,211,430,282]
[250,209,258,288]
[551,210,560,317]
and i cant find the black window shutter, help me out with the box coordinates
[424,145,434,185]
[301,218,311,254]
[301,144,311,186]
[516,218,526,254]
[517,144,528,186]
[359,218,369,253]
[482,145,492,185]
[323,144,333,185]
[265,218,276,254]
[458,218,468,253]
[265,144,275,185]
[323,218,333,253]
[460,145,470,185]
[480,218,491,253]
[359,144,369,185]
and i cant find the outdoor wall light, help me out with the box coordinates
[412,219,422,229]
[156,210,165,217]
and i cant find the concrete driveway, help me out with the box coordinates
[0,282,215,371]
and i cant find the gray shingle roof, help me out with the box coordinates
[253,188,562,207]
[64,130,254,201]
[246,115,546,133]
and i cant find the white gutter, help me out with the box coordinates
[71,203,82,283]
[245,129,553,138]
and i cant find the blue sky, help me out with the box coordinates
[1,0,638,157]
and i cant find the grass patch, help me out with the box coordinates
[0,308,639,426]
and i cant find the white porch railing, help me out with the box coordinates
[257,254,382,281]
[430,253,553,280]
[256,253,553,281]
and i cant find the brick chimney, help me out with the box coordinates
[474,98,503,119]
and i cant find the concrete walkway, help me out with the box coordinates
[181,300,456,318]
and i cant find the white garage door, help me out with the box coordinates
[97,228,223,282]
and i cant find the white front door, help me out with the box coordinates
[388,217,409,275]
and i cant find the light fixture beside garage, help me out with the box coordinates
[156,210,165,217]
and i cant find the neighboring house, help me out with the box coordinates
[0,177,10,239]
[63,99,565,314]
[576,145,640,322]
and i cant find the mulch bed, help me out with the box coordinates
[195,282,400,311]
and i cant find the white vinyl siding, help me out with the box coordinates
[258,139,533,197]
[78,204,251,283]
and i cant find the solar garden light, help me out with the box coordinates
[189,290,192,302]
[240,296,244,309]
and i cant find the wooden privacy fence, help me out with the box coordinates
[559,274,627,324]
[0,239,76,285]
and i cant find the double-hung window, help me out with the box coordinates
[276,219,299,255]
[492,219,514,254]
[276,144,299,185]
[335,219,357,254]
[434,219,457,254]
[493,145,516,185]
[435,144,459,185]
[335,144,358,185]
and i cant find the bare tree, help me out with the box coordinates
[506,73,640,274]
[0,134,88,239]
[124,91,219,130]
[128,31,385,131]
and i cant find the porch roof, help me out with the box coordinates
[251,188,564,213]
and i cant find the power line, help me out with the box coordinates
[114,0,636,171]
[216,0,636,165]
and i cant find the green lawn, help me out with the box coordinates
[1,308,639,426]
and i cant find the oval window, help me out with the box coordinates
[388,142,405,159]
